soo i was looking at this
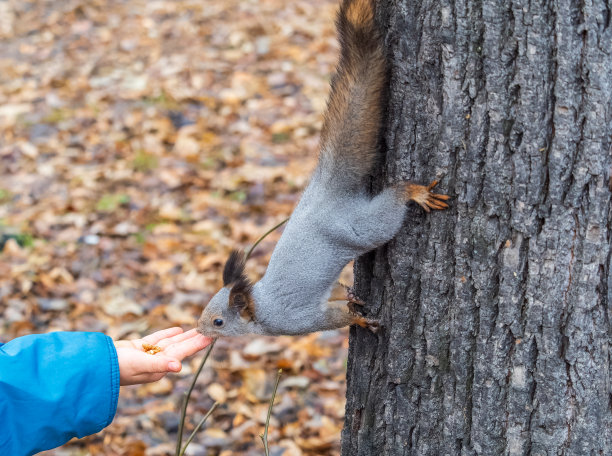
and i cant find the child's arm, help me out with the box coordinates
[0,328,211,454]
[1,331,120,455]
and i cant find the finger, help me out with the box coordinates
[122,372,167,386]
[157,328,200,349]
[130,352,183,374]
[164,334,213,361]
[142,327,184,345]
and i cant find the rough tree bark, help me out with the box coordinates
[342,0,611,455]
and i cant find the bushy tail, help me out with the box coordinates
[318,0,386,187]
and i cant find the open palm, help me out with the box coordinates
[115,327,212,385]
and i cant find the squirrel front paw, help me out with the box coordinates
[346,286,365,308]
[344,289,378,332]
[404,180,450,212]
[351,315,380,333]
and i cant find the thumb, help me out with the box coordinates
[137,354,182,374]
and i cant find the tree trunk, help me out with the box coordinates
[342,0,611,455]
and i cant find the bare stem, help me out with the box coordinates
[175,340,216,456]
[175,392,188,456]
[245,218,289,260]
[179,402,219,456]
[260,369,283,456]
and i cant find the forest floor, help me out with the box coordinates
[0,0,347,454]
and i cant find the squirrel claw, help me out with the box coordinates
[346,286,365,306]
[405,181,450,212]
[352,315,380,333]
[365,318,380,333]
[345,288,376,331]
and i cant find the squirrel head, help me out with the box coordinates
[197,250,258,337]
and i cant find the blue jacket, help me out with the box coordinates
[0,332,120,455]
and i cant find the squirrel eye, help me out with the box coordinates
[213,318,224,327]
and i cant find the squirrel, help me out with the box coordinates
[197,0,449,337]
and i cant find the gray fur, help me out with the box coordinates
[198,165,409,337]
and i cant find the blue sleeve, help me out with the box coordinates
[0,332,120,456]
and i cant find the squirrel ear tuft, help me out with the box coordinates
[224,250,254,321]
[223,250,246,286]
[229,289,255,321]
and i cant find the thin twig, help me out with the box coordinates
[175,393,188,456]
[179,402,219,456]
[260,369,283,456]
[175,340,216,456]
[245,218,289,260]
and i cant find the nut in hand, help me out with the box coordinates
[142,343,162,355]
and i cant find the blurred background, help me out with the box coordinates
[0,0,348,454]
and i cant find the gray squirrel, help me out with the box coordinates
[197,0,449,337]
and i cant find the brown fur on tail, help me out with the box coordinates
[318,0,386,186]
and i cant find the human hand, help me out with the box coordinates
[114,327,212,386]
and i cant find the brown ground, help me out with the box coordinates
[0,0,348,454]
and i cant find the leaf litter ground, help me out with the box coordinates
[0,0,349,454]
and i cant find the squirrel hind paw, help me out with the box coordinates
[404,181,450,212]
